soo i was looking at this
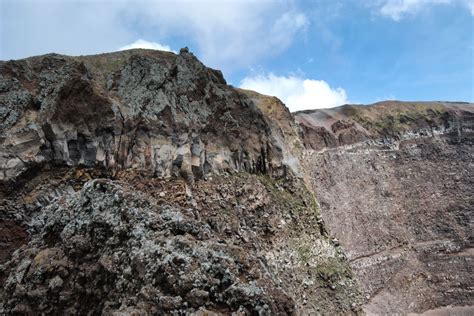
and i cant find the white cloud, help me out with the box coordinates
[462,0,474,14]
[1,0,133,59]
[374,0,473,20]
[1,1,308,73]
[129,2,308,71]
[240,73,348,112]
[119,39,176,53]
[380,0,450,21]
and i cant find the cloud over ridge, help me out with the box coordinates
[240,73,348,112]
[1,0,308,72]
[129,2,308,70]
[119,39,175,53]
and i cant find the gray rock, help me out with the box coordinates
[0,50,300,185]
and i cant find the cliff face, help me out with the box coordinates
[1,49,472,315]
[0,50,359,315]
[0,48,298,187]
[296,102,474,314]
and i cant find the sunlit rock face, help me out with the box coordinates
[1,48,472,315]
[296,102,474,314]
[0,49,300,186]
[0,50,359,315]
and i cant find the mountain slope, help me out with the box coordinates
[1,48,473,315]
[0,48,299,186]
[295,102,474,314]
[0,49,359,315]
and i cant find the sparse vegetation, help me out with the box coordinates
[314,257,352,283]
[297,244,312,264]
[257,174,321,218]
[350,102,447,135]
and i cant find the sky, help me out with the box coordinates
[1,0,473,111]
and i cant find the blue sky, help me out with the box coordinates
[1,0,473,110]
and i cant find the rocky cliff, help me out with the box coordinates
[296,102,474,314]
[0,49,359,315]
[0,48,299,187]
[0,48,472,315]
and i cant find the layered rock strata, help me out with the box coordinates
[0,48,299,187]
[0,49,359,315]
[296,102,474,314]
[1,48,472,315]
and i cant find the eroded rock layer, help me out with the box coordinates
[0,169,361,315]
[0,50,358,315]
[1,48,473,315]
[296,102,474,314]
[0,49,299,186]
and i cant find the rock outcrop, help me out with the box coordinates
[0,169,361,315]
[0,49,299,187]
[0,50,358,315]
[296,101,474,314]
[1,48,472,315]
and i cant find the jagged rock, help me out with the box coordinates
[0,49,300,186]
[1,179,293,314]
[1,48,473,315]
[295,101,473,151]
[0,173,360,315]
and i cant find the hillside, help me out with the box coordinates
[295,101,473,314]
[1,49,473,314]
[0,49,358,315]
